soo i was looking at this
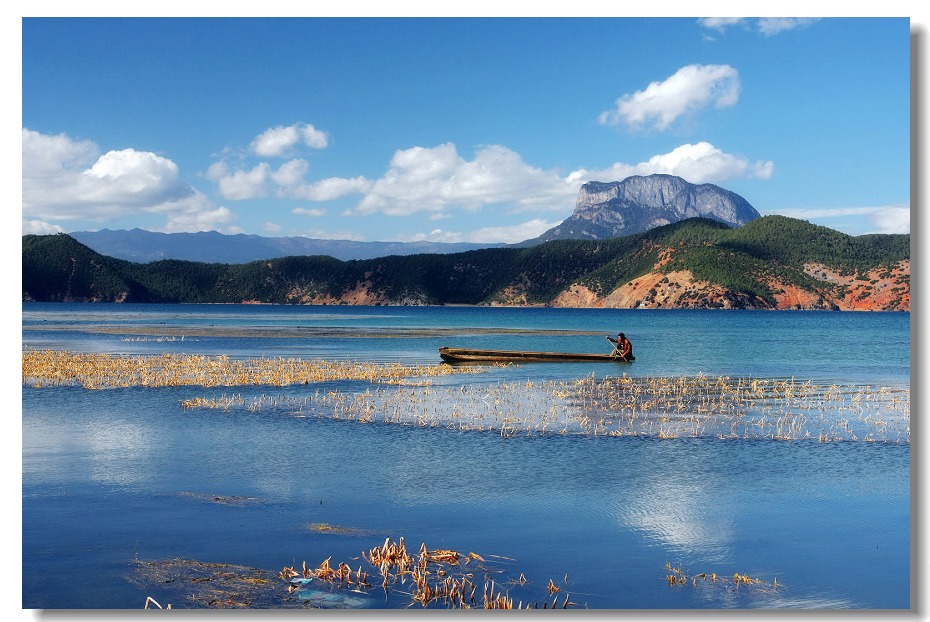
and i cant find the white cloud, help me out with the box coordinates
[571,142,773,185]
[22,128,231,233]
[23,129,190,217]
[301,124,329,149]
[292,207,326,217]
[263,221,282,233]
[250,122,329,157]
[271,159,310,188]
[287,176,373,201]
[698,17,820,36]
[773,205,910,235]
[22,219,64,235]
[599,64,740,131]
[397,218,559,244]
[83,149,188,204]
[757,18,820,36]
[298,227,367,242]
[206,161,270,200]
[871,206,910,234]
[208,155,371,202]
[22,129,98,178]
[697,17,746,32]
[162,204,235,233]
[350,143,577,217]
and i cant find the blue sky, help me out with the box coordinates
[20,13,915,243]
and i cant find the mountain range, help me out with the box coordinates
[68,175,759,263]
[23,216,910,311]
[68,229,503,264]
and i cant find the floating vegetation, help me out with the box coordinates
[665,562,780,594]
[131,558,286,609]
[22,349,486,389]
[307,523,373,536]
[175,492,260,506]
[134,551,799,609]
[182,374,909,443]
[281,536,576,609]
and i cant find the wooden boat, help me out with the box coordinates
[438,346,634,363]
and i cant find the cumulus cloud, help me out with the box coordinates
[599,64,740,131]
[205,161,270,200]
[270,159,310,188]
[23,220,65,235]
[250,122,328,157]
[287,176,373,201]
[162,204,235,233]
[698,17,820,36]
[569,142,773,186]
[208,156,372,202]
[22,128,231,233]
[397,218,559,244]
[349,143,577,217]
[23,129,98,178]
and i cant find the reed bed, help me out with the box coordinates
[137,555,783,609]
[22,349,486,389]
[182,374,909,443]
[280,536,574,609]
[27,348,907,442]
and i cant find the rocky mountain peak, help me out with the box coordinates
[530,174,761,243]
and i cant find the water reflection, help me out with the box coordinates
[612,476,734,562]
[87,419,155,487]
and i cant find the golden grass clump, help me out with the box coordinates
[282,536,574,609]
[23,349,485,390]
[665,562,779,593]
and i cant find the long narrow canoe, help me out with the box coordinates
[438,346,634,363]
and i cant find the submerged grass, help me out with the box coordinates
[23,349,909,442]
[181,374,909,443]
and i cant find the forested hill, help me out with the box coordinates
[22,216,910,311]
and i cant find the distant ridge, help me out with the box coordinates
[69,228,503,264]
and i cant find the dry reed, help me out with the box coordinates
[665,562,780,594]
[183,374,909,443]
[281,536,573,609]
[22,349,486,389]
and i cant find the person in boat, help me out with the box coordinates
[607,333,633,359]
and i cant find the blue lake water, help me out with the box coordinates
[21,303,911,609]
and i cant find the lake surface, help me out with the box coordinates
[21,303,911,610]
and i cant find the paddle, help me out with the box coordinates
[606,335,628,361]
